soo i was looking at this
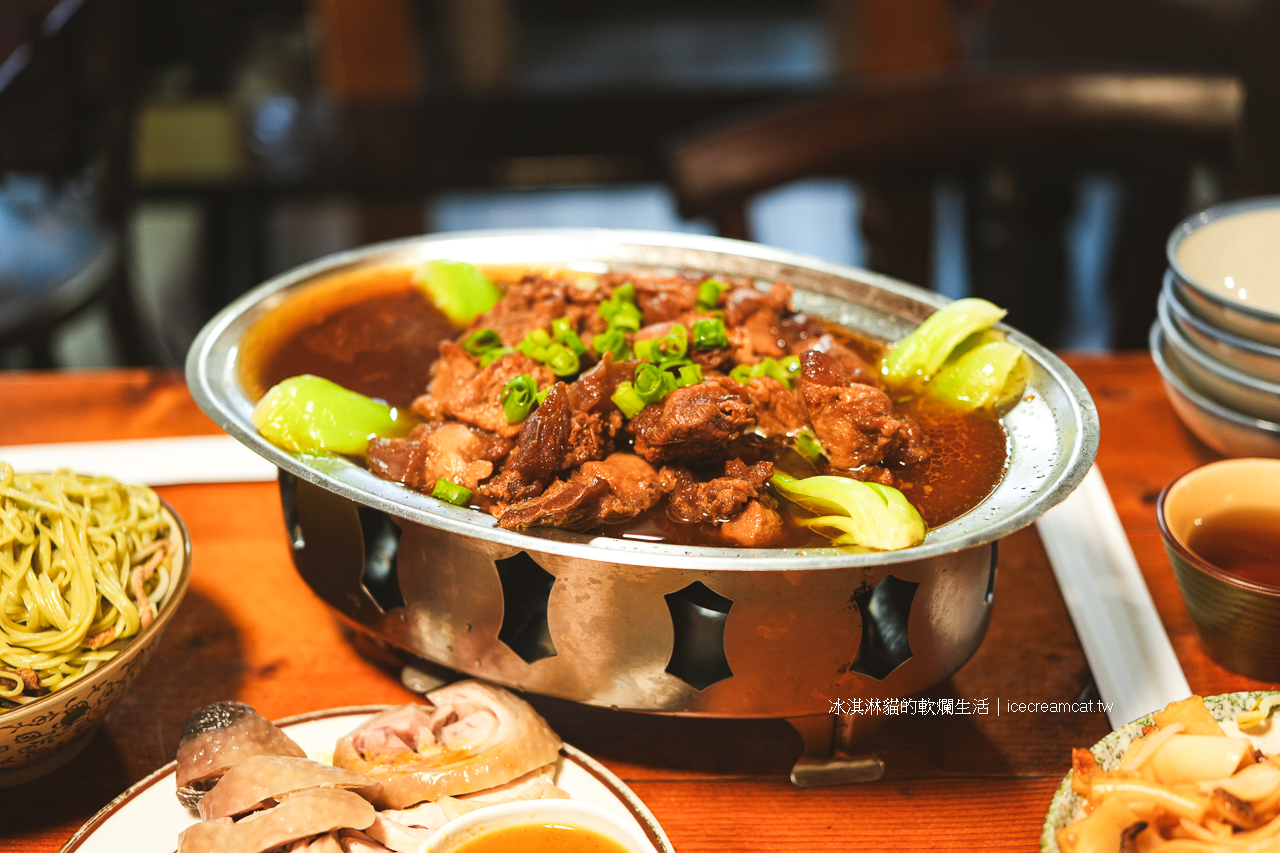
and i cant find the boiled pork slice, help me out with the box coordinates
[177,788,375,853]
[199,755,380,820]
[176,701,307,808]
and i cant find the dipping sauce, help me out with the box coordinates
[1185,506,1280,589]
[1177,207,1280,315]
[451,823,633,853]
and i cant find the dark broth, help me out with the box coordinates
[242,268,455,410]
[1186,507,1280,589]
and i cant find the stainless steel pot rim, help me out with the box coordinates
[187,227,1099,571]
[1150,321,1280,435]
[1166,195,1280,324]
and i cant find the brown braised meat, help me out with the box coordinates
[368,422,512,492]
[493,453,663,530]
[411,352,553,439]
[628,274,701,324]
[737,376,806,436]
[629,381,755,465]
[796,350,929,471]
[467,275,599,347]
[725,281,791,363]
[719,498,788,548]
[796,334,881,388]
[667,459,774,524]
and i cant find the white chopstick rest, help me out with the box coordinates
[0,435,278,486]
[1036,465,1191,729]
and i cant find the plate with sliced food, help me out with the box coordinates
[60,680,673,853]
[1042,692,1280,853]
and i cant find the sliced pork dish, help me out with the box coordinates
[173,681,574,853]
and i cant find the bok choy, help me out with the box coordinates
[770,471,926,551]
[252,375,414,458]
[881,298,1027,413]
[413,259,502,327]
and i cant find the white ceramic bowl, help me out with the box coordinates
[1168,196,1280,347]
[1150,322,1280,458]
[1163,271,1280,383]
[425,798,656,853]
[1040,691,1280,852]
[0,505,191,786]
[1158,292,1280,423]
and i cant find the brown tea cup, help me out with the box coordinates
[1157,458,1280,680]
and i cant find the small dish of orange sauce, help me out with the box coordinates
[426,799,654,853]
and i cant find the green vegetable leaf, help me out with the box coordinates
[881,298,1007,385]
[412,260,502,327]
[930,340,1028,413]
[769,471,927,551]
[252,375,413,458]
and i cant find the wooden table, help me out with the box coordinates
[1,356,1276,852]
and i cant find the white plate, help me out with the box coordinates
[58,706,675,853]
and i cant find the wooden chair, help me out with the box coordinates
[666,70,1244,348]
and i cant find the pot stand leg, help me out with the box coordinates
[786,713,886,787]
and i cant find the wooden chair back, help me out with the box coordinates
[666,70,1244,348]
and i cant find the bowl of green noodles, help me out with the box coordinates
[0,465,191,785]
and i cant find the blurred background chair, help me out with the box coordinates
[665,70,1245,348]
[3,0,1278,364]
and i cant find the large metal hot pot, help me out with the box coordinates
[187,230,1098,786]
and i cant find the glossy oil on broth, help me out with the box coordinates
[1186,506,1280,589]
[451,823,633,853]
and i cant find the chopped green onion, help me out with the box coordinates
[412,260,502,327]
[598,282,639,327]
[633,363,676,405]
[501,374,538,423]
[536,387,551,405]
[478,347,512,367]
[252,375,413,459]
[634,324,688,364]
[431,478,472,506]
[794,428,824,463]
[727,357,795,389]
[692,317,729,350]
[518,328,554,360]
[611,381,647,418]
[756,358,792,388]
[592,328,631,361]
[780,354,801,378]
[551,317,588,356]
[545,344,581,377]
[696,279,728,312]
[462,328,502,356]
[770,471,926,551]
[610,302,642,332]
[676,362,703,387]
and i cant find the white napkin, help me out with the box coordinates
[0,435,277,486]
[1037,465,1191,728]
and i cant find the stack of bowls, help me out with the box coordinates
[1153,196,1280,457]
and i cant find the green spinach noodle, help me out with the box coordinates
[0,463,180,706]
